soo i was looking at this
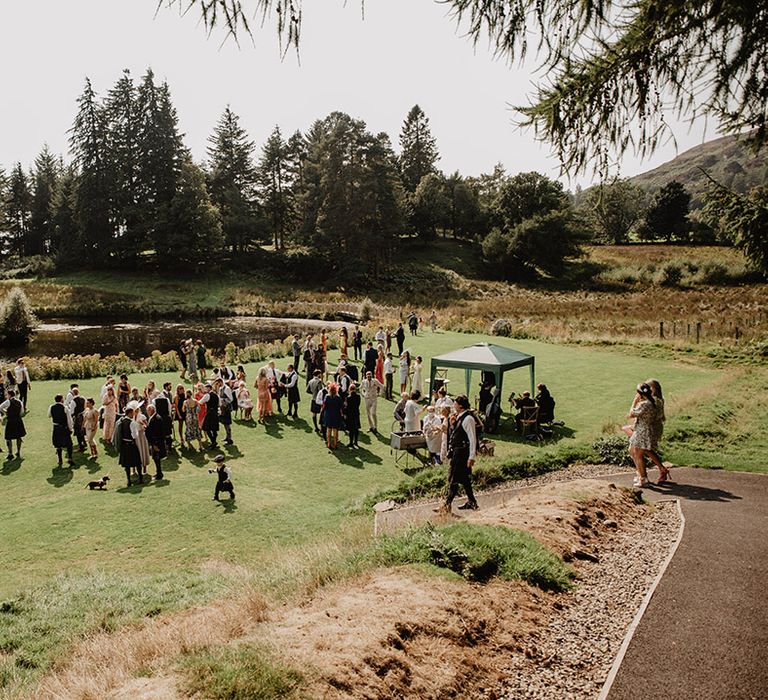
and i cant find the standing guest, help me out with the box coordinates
[423,406,443,464]
[393,392,409,430]
[187,340,198,383]
[132,404,151,475]
[399,351,411,395]
[0,373,6,406]
[394,323,406,355]
[322,383,344,450]
[429,310,437,332]
[211,454,235,501]
[343,355,359,382]
[434,386,453,413]
[385,327,392,352]
[183,390,204,451]
[315,345,328,380]
[439,406,451,464]
[265,361,284,413]
[337,366,352,399]
[178,340,189,380]
[352,326,363,361]
[411,356,424,394]
[173,384,187,448]
[49,394,75,467]
[375,349,385,385]
[102,386,118,443]
[81,398,99,458]
[118,407,143,487]
[291,334,302,374]
[404,390,423,432]
[307,369,324,432]
[216,360,235,382]
[117,374,131,413]
[345,384,362,447]
[437,395,479,513]
[13,359,31,411]
[255,368,272,423]
[384,353,394,400]
[408,312,419,336]
[100,376,114,403]
[363,342,378,377]
[143,380,160,403]
[237,381,254,421]
[217,378,234,445]
[196,340,207,381]
[340,327,349,357]
[72,389,87,453]
[645,377,668,480]
[5,369,16,394]
[316,381,331,442]
[155,383,174,451]
[360,371,384,434]
[194,382,207,429]
[320,329,328,355]
[0,390,25,459]
[282,364,301,417]
[236,365,247,384]
[374,326,386,346]
[198,382,220,448]
[145,404,166,481]
[303,334,315,381]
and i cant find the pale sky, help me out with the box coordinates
[1,0,713,188]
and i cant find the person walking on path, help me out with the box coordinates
[436,395,479,513]
[627,383,668,487]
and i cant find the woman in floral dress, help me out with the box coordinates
[255,368,272,423]
[627,383,668,487]
[183,390,203,450]
[102,386,118,442]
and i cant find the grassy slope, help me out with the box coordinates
[0,330,728,597]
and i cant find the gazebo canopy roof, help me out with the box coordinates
[430,343,534,372]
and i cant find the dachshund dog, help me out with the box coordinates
[86,475,110,490]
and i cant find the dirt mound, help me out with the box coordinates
[31,480,650,700]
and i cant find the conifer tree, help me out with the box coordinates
[51,166,81,264]
[5,164,32,255]
[207,107,258,254]
[28,145,61,255]
[257,126,294,251]
[69,77,112,263]
[398,105,439,193]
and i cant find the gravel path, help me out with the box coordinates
[492,500,681,700]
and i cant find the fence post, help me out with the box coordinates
[673,321,677,337]
[696,322,701,344]
[687,323,691,336]
[659,321,664,339]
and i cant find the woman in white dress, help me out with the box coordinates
[399,351,411,394]
[411,355,423,393]
[422,405,443,463]
[403,389,422,432]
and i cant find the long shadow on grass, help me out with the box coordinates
[214,498,237,513]
[47,465,74,487]
[284,415,314,434]
[264,420,285,440]
[1,456,22,477]
[329,444,382,469]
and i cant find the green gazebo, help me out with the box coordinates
[428,343,535,398]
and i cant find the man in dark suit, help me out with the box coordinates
[363,342,378,377]
[145,404,166,481]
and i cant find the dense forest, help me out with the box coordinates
[0,70,765,281]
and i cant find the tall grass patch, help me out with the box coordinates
[181,643,304,700]
[374,523,574,591]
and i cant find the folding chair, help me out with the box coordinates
[519,405,540,440]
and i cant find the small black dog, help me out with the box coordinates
[86,475,110,490]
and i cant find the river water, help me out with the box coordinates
[1,317,348,360]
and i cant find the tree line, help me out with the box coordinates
[0,69,765,280]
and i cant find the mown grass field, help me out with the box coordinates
[0,329,766,694]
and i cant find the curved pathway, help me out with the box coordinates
[602,467,768,700]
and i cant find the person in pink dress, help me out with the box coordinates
[101,386,118,442]
[255,368,273,423]
[375,349,385,384]
[194,382,207,429]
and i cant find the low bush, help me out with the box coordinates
[653,262,684,287]
[592,436,633,467]
[490,318,512,337]
[0,287,38,346]
[181,644,304,700]
[375,522,574,591]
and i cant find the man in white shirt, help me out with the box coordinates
[360,371,384,433]
[437,394,479,513]
[14,359,31,411]
[383,353,394,400]
[374,327,386,345]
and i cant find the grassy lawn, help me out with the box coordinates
[0,329,764,693]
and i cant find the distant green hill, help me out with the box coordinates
[629,134,768,208]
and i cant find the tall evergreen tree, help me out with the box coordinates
[28,145,61,255]
[398,105,439,193]
[5,164,31,255]
[50,165,80,264]
[257,126,293,251]
[645,181,691,242]
[69,77,113,262]
[207,107,258,254]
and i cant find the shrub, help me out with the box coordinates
[653,262,684,287]
[0,287,37,345]
[692,261,729,285]
[359,297,374,323]
[592,436,633,467]
[490,318,513,337]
